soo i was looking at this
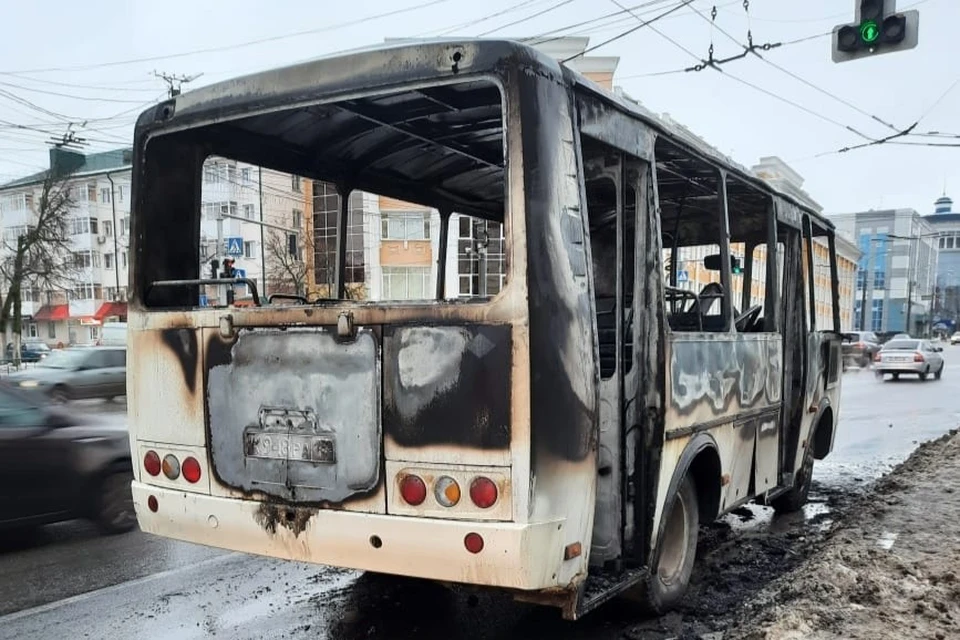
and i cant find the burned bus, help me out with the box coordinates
[127,39,843,619]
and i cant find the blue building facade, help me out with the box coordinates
[924,195,960,333]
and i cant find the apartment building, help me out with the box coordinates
[0,148,312,343]
[0,147,132,345]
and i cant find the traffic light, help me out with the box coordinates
[832,0,918,63]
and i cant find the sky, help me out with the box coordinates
[0,0,957,215]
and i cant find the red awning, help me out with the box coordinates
[94,302,127,321]
[33,304,69,322]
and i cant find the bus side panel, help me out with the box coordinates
[517,66,598,589]
[654,334,783,537]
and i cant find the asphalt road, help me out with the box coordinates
[2,349,959,640]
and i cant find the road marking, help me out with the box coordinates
[0,551,240,623]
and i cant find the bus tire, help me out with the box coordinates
[637,475,699,614]
[771,438,814,515]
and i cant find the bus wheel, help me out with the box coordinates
[637,475,699,614]
[771,439,814,515]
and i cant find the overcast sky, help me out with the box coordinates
[0,0,956,214]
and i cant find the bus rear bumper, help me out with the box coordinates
[132,482,566,591]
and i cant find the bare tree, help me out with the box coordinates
[0,175,78,365]
[264,229,311,298]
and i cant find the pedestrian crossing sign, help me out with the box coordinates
[225,237,244,256]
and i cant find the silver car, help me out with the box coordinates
[6,346,126,403]
[875,339,945,381]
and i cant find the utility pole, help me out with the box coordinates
[860,234,872,331]
[152,71,203,98]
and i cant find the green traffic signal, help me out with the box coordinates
[860,20,880,44]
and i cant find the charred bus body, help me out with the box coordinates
[127,39,843,619]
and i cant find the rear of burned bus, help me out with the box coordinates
[127,40,600,613]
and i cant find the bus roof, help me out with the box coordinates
[136,37,833,233]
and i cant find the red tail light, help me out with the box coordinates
[182,456,202,483]
[469,477,498,509]
[464,532,484,554]
[143,450,161,476]
[399,474,427,506]
[914,353,924,362]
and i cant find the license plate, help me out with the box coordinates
[243,430,336,463]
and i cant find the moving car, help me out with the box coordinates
[5,346,126,403]
[950,332,960,345]
[0,381,134,534]
[874,339,945,381]
[842,331,881,367]
[892,333,911,340]
[4,340,51,363]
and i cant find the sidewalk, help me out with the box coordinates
[724,429,960,640]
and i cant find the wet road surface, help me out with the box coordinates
[2,350,959,640]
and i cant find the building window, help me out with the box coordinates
[202,202,238,220]
[118,185,127,202]
[243,204,256,220]
[102,220,113,236]
[26,323,38,338]
[292,209,303,230]
[313,182,354,290]
[381,212,430,240]
[244,241,255,259]
[873,270,885,289]
[70,284,100,300]
[73,250,101,269]
[291,175,302,192]
[455,215,506,297]
[99,187,111,204]
[69,217,99,235]
[47,322,56,339]
[382,266,431,300]
[121,251,128,268]
[240,168,251,184]
[120,216,130,236]
[871,299,884,332]
[104,253,114,270]
[948,236,956,250]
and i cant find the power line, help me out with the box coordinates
[418,0,544,37]
[477,0,580,37]
[688,2,900,133]
[1,0,457,75]
[0,79,155,104]
[562,0,695,62]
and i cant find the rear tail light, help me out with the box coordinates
[399,474,427,506]
[874,352,882,362]
[464,532,484,554]
[143,450,161,476]
[182,456,202,483]
[469,477,498,509]
[161,454,180,480]
[914,353,924,362]
[147,495,158,512]
[434,476,461,507]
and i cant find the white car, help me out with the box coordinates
[875,339,945,382]
[951,332,960,345]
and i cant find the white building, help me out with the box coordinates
[0,148,311,342]
[0,147,132,345]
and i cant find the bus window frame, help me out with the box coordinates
[133,73,515,311]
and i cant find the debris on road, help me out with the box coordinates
[725,429,960,640]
